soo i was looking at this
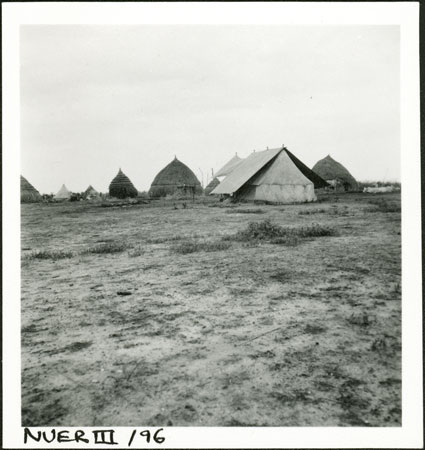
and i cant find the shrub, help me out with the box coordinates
[23,250,73,261]
[298,209,327,215]
[367,199,401,213]
[172,240,231,254]
[225,208,265,214]
[128,246,144,257]
[83,242,127,254]
[223,219,336,243]
[347,312,375,326]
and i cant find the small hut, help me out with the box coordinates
[83,185,99,199]
[54,184,71,200]
[204,177,220,195]
[149,157,203,198]
[21,176,42,203]
[109,169,138,199]
[312,155,358,191]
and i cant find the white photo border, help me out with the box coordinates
[2,2,422,448]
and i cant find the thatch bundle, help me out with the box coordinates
[312,155,358,191]
[109,169,138,199]
[21,175,42,203]
[204,177,220,195]
[149,157,203,198]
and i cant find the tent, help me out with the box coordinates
[149,156,203,198]
[54,184,71,200]
[83,185,99,199]
[312,155,358,191]
[214,153,243,180]
[21,176,42,203]
[109,169,138,199]
[211,146,328,203]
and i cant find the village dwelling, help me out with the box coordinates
[21,176,42,203]
[109,169,138,199]
[83,185,100,200]
[211,146,328,203]
[312,155,359,192]
[149,156,203,198]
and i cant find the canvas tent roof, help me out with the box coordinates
[211,147,328,196]
[214,154,243,178]
[55,184,71,199]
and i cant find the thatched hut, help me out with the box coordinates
[149,157,203,198]
[21,175,42,203]
[312,155,358,191]
[109,169,138,199]
[83,185,99,199]
[204,177,220,195]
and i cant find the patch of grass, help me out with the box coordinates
[347,312,376,326]
[128,245,144,257]
[83,242,127,254]
[304,324,327,335]
[366,199,401,213]
[23,250,74,261]
[172,240,231,254]
[146,233,202,244]
[223,219,336,244]
[298,209,327,215]
[225,208,265,214]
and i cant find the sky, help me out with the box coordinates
[20,25,400,194]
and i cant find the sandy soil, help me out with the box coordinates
[21,192,401,426]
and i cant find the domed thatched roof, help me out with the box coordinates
[204,177,220,195]
[312,155,358,191]
[109,169,138,199]
[21,175,42,203]
[55,184,71,199]
[149,157,203,198]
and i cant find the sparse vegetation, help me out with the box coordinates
[21,191,401,427]
[347,312,376,326]
[127,246,144,257]
[298,209,327,215]
[225,208,265,214]
[172,240,231,254]
[83,242,128,254]
[23,249,74,261]
[366,199,401,213]
[223,219,336,244]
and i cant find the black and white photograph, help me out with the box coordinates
[2,2,422,448]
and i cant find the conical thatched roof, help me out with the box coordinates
[84,185,99,198]
[21,175,42,203]
[55,184,71,199]
[204,177,220,195]
[109,169,138,199]
[312,155,358,191]
[149,157,203,198]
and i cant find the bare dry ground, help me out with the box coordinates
[21,192,401,427]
